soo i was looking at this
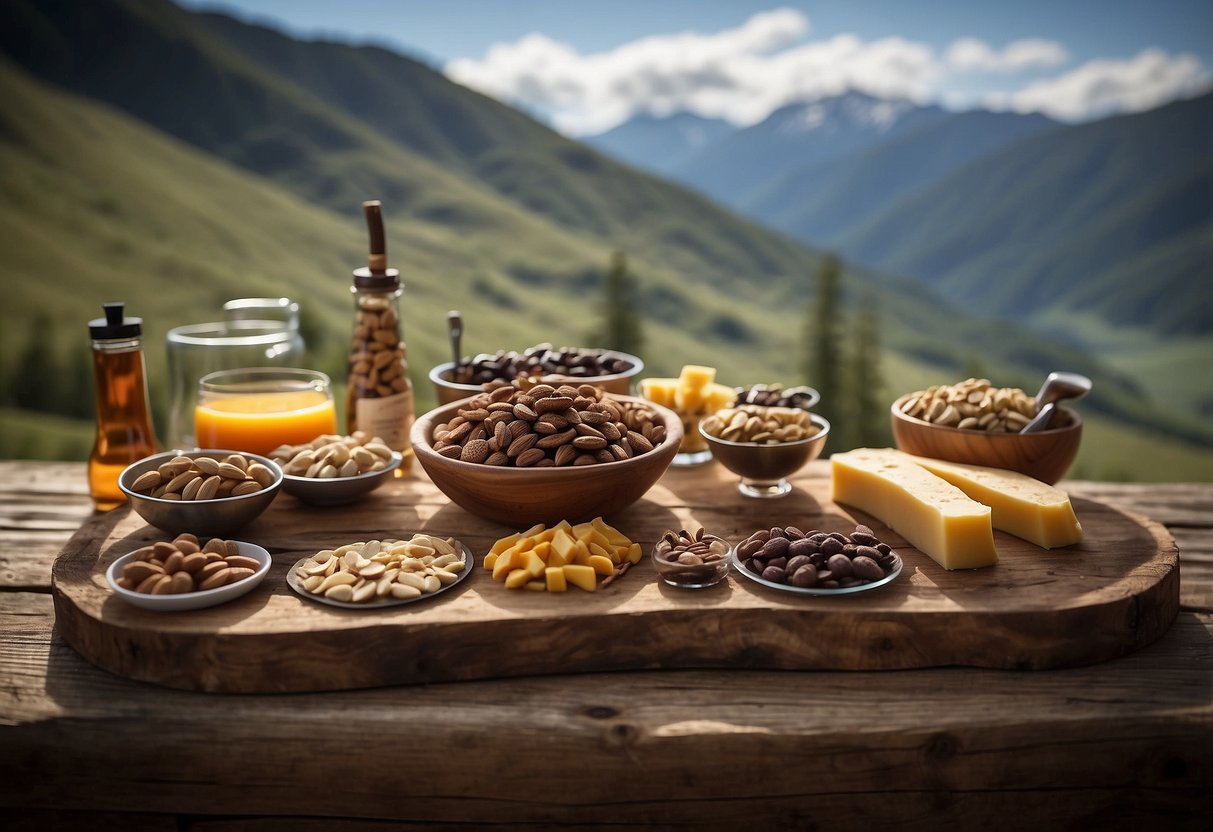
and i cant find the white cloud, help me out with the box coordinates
[990,48,1213,120]
[446,8,938,135]
[445,10,1209,134]
[946,37,1068,72]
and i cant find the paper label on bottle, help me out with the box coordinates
[354,390,414,452]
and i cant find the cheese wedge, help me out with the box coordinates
[831,448,997,570]
[893,451,1082,549]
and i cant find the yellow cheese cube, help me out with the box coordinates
[588,554,615,576]
[544,566,568,592]
[639,378,678,407]
[551,529,578,562]
[705,382,738,412]
[894,451,1083,549]
[678,364,716,389]
[547,546,569,569]
[593,517,632,548]
[483,552,498,570]
[831,448,997,570]
[571,539,592,565]
[562,564,598,592]
[488,533,520,556]
[588,541,614,562]
[492,550,520,580]
[523,550,546,578]
[504,568,532,589]
[523,580,546,592]
[626,543,644,564]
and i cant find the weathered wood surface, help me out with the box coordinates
[2,461,1211,829]
[48,463,1179,691]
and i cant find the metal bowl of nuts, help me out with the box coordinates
[118,450,283,535]
[411,383,681,526]
[699,406,830,498]
[891,384,1082,484]
[270,433,402,506]
[429,345,644,405]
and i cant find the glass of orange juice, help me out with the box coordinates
[195,368,336,456]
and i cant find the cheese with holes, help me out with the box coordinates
[893,451,1082,549]
[831,448,997,570]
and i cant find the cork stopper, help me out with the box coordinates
[354,200,399,290]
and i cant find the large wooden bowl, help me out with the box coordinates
[890,394,1082,484]
[411,394,681,526]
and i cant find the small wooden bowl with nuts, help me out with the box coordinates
[270,432,402,506]
[890,390,1082,484]
[118,450,283,535]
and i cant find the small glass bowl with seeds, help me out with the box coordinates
[652,527,731,588]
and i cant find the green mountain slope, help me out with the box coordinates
[1,2,1211,477]
[742,109,1059,242]
[837,92,1213,335]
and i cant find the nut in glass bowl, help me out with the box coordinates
[652,528,731,588]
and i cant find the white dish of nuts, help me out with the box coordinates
[105,535,271,611]
[271,433,402,506]
[286,534,472,609]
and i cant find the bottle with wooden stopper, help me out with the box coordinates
[88,302,159,510]
[345,200,414,473]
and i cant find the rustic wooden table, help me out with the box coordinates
[2,459,1210,829]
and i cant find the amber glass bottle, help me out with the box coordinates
[345,201,414,473]
[88,303,159,510]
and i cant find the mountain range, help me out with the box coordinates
[588,90,1213,342]
[1,0,1211,479]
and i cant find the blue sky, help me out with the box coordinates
[179,1,1213,134]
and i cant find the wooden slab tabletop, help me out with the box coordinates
[51,459,1178,692]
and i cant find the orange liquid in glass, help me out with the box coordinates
[194,390,336,456]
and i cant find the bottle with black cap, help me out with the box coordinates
[345,201,414,472]
[88,302,159,510]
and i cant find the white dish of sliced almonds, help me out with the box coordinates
[286,533,472,609]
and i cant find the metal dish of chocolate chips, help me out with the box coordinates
[731,524,902,596]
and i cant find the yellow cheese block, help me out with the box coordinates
[893,451,1082,549]
[831,448,997,570]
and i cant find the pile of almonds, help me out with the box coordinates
[737,524,899,589]
[432,379,666,467]
[900,378,1036,432]
[129,453,276,500]
[115,534,260,594]
[270,432,394,478]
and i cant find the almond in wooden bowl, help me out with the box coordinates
[890,394,1082,484]
[411,391,681,526]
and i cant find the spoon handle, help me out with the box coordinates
[1020,401,1057,434]
[447,311,463,368]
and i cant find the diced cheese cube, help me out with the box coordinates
[544,566,567,592]
[504,568,532,589]
[639,378,678,407]
[894,451,1082,549]
[523,580,546,592]
[626,543,644,564]
[588,554,615,576]
[679,364,716,389]
[562,564,598,592]
[831,448,997,570]
[488,533,520,556]
[523,550,546,578]
[492,550,520,581]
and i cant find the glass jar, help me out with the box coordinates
[346,271,414,472]
[88,303,159,510]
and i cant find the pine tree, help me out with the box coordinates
[599,250,644,357]
[803,254,843,437]
[848,292,885,448]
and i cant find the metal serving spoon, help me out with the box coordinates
[1020,371,1092,433]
